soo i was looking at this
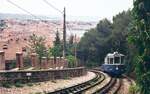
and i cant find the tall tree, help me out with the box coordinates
[50,30,62,63]
[54,29,61,46]
[110,11,132,54]
[66,34,74,56]
[128,0,150,93]
[77,11,132,67]
[77,19,112,66]
[69,34,74,45]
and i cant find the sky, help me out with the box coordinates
[0,0,133,21]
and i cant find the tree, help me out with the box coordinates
[77,19,112,66]
[110,11,132,54]
[50,46,60,64]
[54,29,61,46]
[69,34,74,45]
[29,34,47,67]
[77,11,132,67]
[66,55,76,68]
[53,30,62,57]
[128,0,150,93]
[0,20,7,31]
[66,34,75,56]
[49,30,62,63]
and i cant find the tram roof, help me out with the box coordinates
[106,52,124,58]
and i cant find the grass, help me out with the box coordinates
[129,84,139,94]
[0,81,24,88]
[27,83,33,87]
[64,76,71,80]
[1,82,12,88]
[35,92,42,94]
[15,82,24,87]
[0,81,36,88]
[51,80,57,83]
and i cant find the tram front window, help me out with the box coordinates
[110,58,113,64]
[114,57,120,64]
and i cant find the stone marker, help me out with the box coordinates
[0,51,5,70]
[16,52,23,69]
[31,53,38,68]
[41,57,48,69]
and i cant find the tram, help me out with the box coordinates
[101,52,126,76]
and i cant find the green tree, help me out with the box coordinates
[54,29,61,46]
[50,45,60,64]
[49,30,62,63]
[128,0,150,93]
[69,34,74,45]
[0,20,7,31]
[77,19,112,66]
[53,30,62,57]
[66,34,75,56]
[77,11,132,67]
[66,55,76,68]
[29,34,47,67]
[110,11,132,53]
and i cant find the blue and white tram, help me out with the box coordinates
[101,52,126,76]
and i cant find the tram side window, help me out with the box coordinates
[114,57,120,64]
[110,58,113,64]
[121,56,124,64]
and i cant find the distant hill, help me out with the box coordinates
[0,13,99,22]
[0,13,60,21]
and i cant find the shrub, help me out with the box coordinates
[129,84,139,94]
[66,55,76,68]
[15,81,24,87]
[27,83,33,87]
[1,82,12,88]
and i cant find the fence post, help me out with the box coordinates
[0,51,5,70]
[16,52,23,69]
[30,53,38,68]
[41,57,48,69]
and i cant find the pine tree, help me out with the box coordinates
[0,20,7,31]
[128,0,150,93]
[54,29,61,46]
[69,35,74,45]
[50,29,62,63]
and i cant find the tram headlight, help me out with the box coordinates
[116,67,119,70]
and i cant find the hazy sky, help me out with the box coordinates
[0,0,133,21]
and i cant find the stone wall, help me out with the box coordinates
[0,67,86,83]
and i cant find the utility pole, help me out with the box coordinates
[63,7,66,58]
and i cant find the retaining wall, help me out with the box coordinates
[0,67,86,84]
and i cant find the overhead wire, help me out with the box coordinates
[6,0,75,40]
[6,0,79,58]
[42,0,66,38]
[7,0,43,21]
[6,0,61,34]
[42,0,63,14]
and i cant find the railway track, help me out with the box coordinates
[48,70,105,94]
[93,77,122,94]
[94,75,135,94]
[48,70,134,94]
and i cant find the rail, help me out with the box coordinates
[48,70,105,94]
